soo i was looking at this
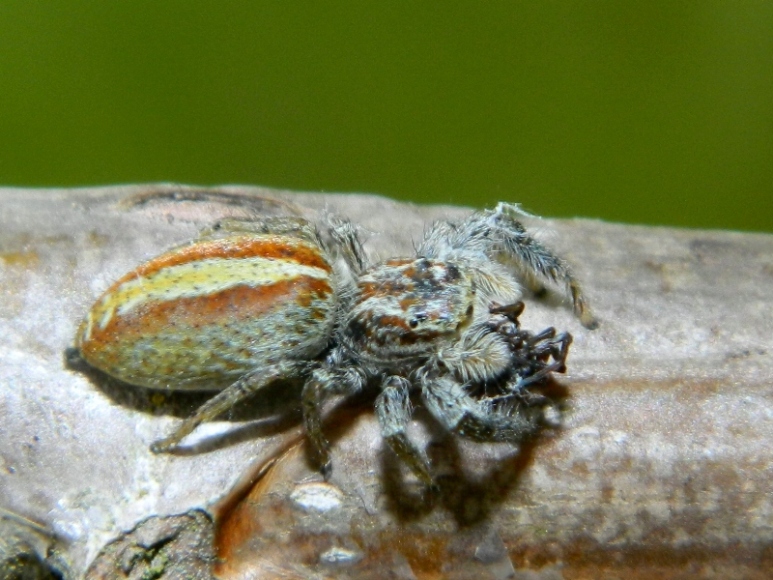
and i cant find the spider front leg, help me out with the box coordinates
[375,376,434,487]
[301,363,365,477]
[422,375,542,445]
[489,203,597,329]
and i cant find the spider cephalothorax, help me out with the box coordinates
[71,202,593,485]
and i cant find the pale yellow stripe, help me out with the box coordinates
[93,256,330,331]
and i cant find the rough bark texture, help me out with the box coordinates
[0,184,771,579]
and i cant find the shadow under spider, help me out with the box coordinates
[64,347,305,453]
[66,346,572,516]
[380,378,571,526]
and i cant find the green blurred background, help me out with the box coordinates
[1,2,771,232]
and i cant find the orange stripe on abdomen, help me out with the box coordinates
[83,276,333,350]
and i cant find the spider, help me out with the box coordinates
[71,202,594,486]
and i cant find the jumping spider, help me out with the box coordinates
[72,202,594,486]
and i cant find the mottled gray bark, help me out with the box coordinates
[1,184,771,579]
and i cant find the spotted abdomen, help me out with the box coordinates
[76,233,335,391]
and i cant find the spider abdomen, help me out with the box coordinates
[75,233,336,391]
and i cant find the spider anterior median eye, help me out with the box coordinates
[409,312,428,328]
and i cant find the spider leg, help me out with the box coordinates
[375,376,434,486]
[489,203,596,328]
[326,216,368,275]
[200,214,369,279]
[150,359,308,453]
[302,363,365,478]
[417,204,596,328]
[422,375,542,445]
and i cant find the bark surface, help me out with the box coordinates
[1,184,771,579]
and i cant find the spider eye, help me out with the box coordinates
[409,312,428,328]
[416,259,431,271]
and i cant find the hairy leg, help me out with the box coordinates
[326,216,368,275]
[418,204,597,328]
[489,203,596,328]
[422,375,542,445]
[150,359,307,453]
[375,376,433,486]
[301,363,365,477]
